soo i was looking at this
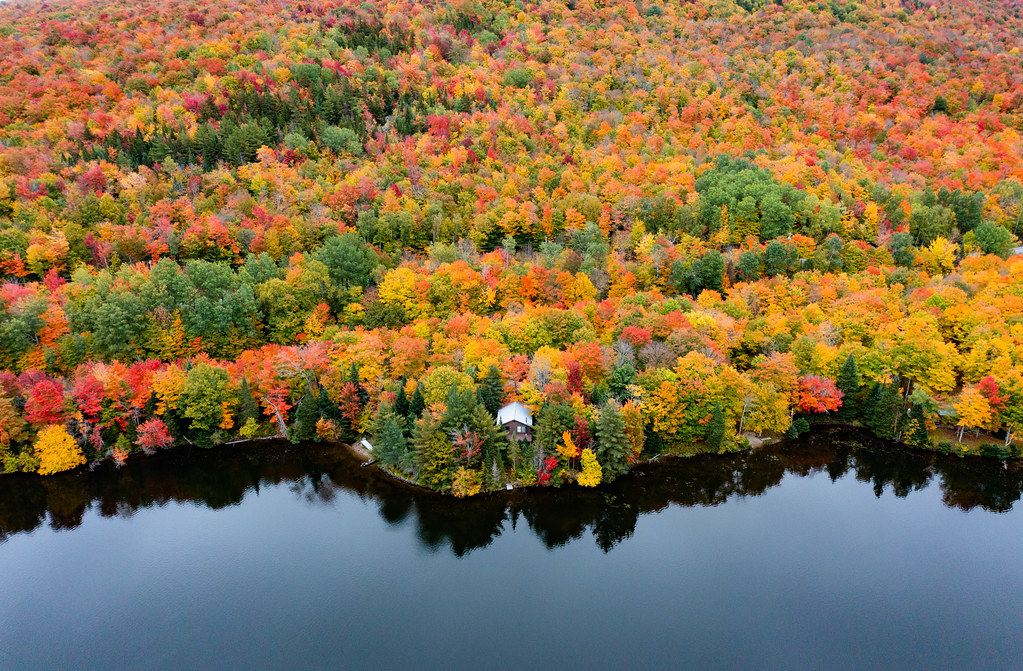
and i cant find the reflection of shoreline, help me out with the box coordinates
[2,428,1022,555]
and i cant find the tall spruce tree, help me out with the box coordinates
[480,365,504,417]
[409,384,425,418]
[414,413,452,491]
[836,354,860,422]
[237,377,259,424]
[595,401,631,483]
[291,391,319,443]
[393,380,410,419]
[867,381,902,440]
[705,403,725,453]
[375,412,411,472]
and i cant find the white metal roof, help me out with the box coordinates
[496,401,533,427]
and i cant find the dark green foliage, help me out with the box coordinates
[906,404,932,449]
[409,384,425,418]
[888,232,915,268]
[414,413,452,490]
[312,233,378,289]
[375,412,412,472]
[764,240,798,277]
[786,416,810,438]
[480,365,504,417]
[595,401,631,482]
[736,250,761,282]
[642,421,664,458]
[835,355,860,422]
[705,403,725,452]
[534,402,576,457]
[237,377,259,424]
[937,187,984,234]
[979,443,1010,459]
[607,363,636,400]
[318,388,341,423]
[393,380,409,419]
[694,155,804,241]
[974,221,1013,257]
[865,381,901,440]
[291,391,319,443]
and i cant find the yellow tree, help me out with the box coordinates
[954,386,993,443]
[577,448,603,487]
[34,425,85,475]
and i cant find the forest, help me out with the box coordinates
[1,0,1022,493]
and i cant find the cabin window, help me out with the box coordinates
[517,425,525,433]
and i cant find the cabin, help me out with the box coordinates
[496,402,533,442]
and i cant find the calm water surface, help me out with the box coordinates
[2,429,1022,669]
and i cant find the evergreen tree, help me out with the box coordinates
[905,403,932,448]
[867,381,902,440]
[595,401,631,482]
[409,384,425,418]
[534,402,575,457]
[414,413,452,491]
[835,354,860,422]
[318,388,341,423]
[441,385,477,434]
[237,377,259,424]
[705,403,725,453]
[393,380,410,419]
[291,391,319,443]
[480,365,504,417]
[642,421,664,458]
[375,412,411,471]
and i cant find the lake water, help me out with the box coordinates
[2,429,1022,669]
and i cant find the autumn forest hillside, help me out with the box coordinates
[1,0,1022,491]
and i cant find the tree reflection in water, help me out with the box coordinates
[2,428,1021,555]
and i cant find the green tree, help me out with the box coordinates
[409,384,425,418]
[835,355,860,422]
[595,401,631,482]
[181,364,233,436]
[291,391,319,443]
[480,365,504,417]
[414,413,452,491]
[705,403,725,453]
[312,233,378,289]
[375,412,411,472]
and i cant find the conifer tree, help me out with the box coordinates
[480,365,504,417]
[836,355,860,422]
[393,379,409,418]
[595,401,631,482]
[905,403,932,448]
[414,413,451,490]
[376,412,410,472]
[409,384,425,418]
[706,403,725,453]
[237,377,259,424]
[291,391,320,443]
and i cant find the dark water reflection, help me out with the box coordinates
[3,428,1022,554]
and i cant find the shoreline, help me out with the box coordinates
[5,422,1019,496]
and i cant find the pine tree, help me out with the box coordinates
[905,403,932,448]
[414,413,452,490]
[393,380,410,419]
[595,401,631,483]
[836,354,860,422]
[318,388,341,422]
[238,377,259,424]
[867,381,902,440]
[291,391,319,443]
[409,384,425,418]
[480,365,504,417]
[375,413,410,471]
[705,403,725,453]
